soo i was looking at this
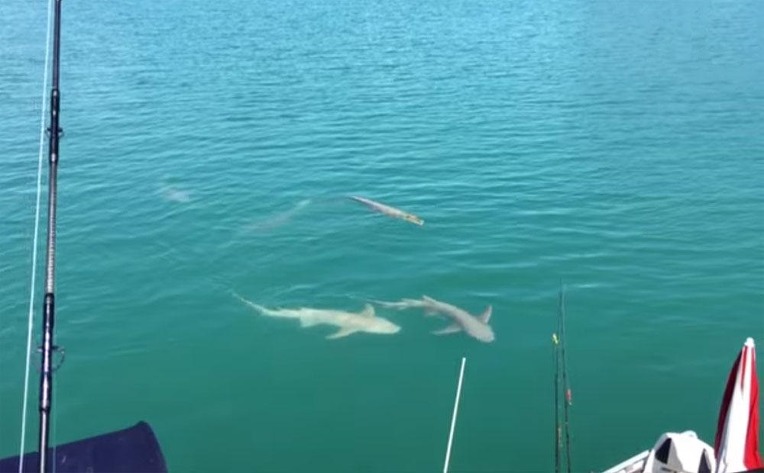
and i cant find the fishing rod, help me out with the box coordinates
[553,330,561,473]
[559,284,572,473]
[0,0,167,470]
[38,0,64,470]
[553,283,573,473]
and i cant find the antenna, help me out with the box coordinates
[38,0,64,470]
[443,357,467,473]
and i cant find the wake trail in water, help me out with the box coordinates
[238,195,357,232]
[240,198,313,234]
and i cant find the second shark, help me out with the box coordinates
[372,295,495,343]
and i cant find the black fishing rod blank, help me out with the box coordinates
[38,0,64,470]
[559,285,572,473]
[553,284,573,473]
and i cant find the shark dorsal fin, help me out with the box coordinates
[361,303,376,318]
[479,305,493,324]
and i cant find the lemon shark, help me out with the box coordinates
[372,295,494,343]
[349,195,424,226]
[233,293,401,339]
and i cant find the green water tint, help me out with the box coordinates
[1,0,761,470]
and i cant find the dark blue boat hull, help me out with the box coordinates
[0,421,167,473]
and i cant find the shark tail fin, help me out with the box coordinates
[368,299,416,310]
[479,305,493,324]
[421,295,439,316]
[231,291,267,315]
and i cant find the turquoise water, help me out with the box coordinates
[1,0,762,471]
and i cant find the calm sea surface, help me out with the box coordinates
[1,0,762,471]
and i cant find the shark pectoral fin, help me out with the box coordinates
[479,305,493,324]
[432,324,462,336]
[326,327,359,339]
[424,307,439,317]
[300,318,321,328]
[361,304,376,318]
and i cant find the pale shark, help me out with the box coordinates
[233,292,401,339]
[372,295,494,343]
[349,195,424,226]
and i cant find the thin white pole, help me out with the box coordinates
[443,357,467,473]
